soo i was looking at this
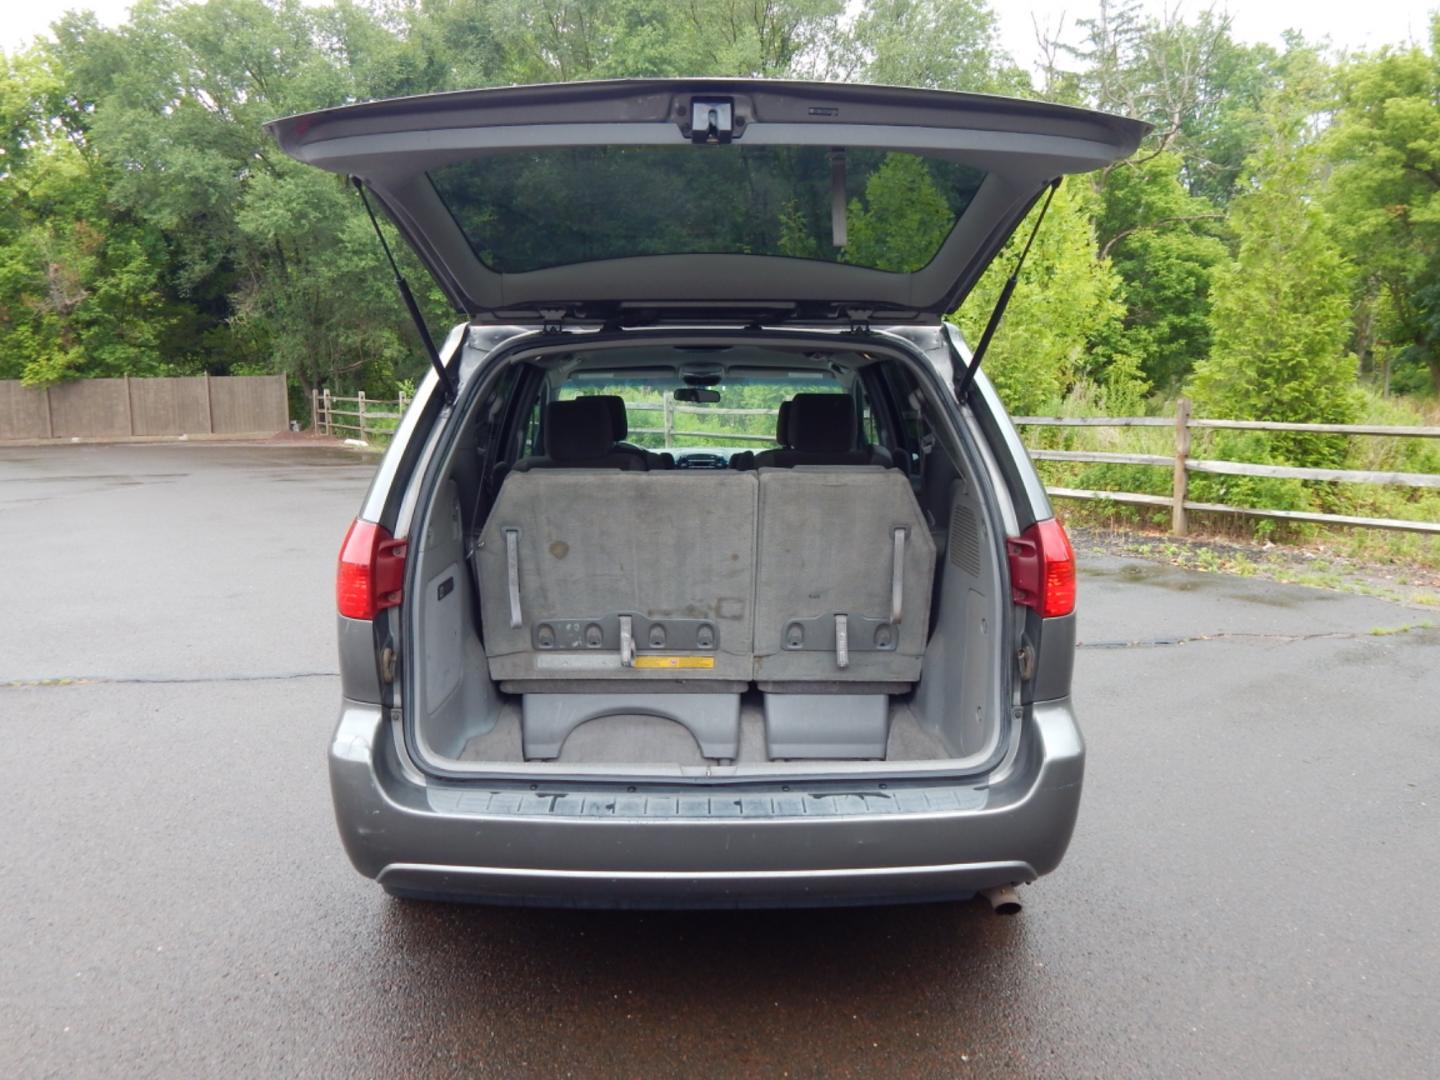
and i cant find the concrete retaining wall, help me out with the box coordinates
[0,374,289,440]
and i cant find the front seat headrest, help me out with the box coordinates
[594,395,629,441]
[544,398,616,461]
[787,394,857,454]
[775,400,793,447]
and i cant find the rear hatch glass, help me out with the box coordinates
[430,146,987,274]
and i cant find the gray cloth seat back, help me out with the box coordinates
[514,397,649,471]
[475,470,758,685]
[753,467,935,686]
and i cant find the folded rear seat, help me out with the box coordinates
[753,466,935,686]
[474,467,757,760]
[748,394,937,757]
[754,466,935,757]
[473,393,935,763]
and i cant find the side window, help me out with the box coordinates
[854,381,886,448]
[874,367,927,485]
[861,399,880,446]
[521,396,543,456]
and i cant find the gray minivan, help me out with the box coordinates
[268,79,1145,911]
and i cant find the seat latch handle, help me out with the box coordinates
[890,527,906,625]
[619,615,635,667]
[503,528,522,628]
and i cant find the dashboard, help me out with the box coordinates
[673,451,734,470]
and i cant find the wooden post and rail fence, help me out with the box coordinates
[1015,398,1440,537]
[626,400,777,445]
[310,390,1439,538]
[312,387,410,443]
[310,394,777,446]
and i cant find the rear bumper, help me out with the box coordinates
[328,701,1084,908]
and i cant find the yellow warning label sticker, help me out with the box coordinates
[632,655,716,670]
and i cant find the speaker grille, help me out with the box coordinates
[948,503,981,576]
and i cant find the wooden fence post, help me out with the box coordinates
[357,390,367,441]
[1172,397,1191,536]
[322,389,332,436]
[311,388,319,433]
[662,394,674,449]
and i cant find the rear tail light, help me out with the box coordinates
[336,518,407,620]
[1007,518,1076,618]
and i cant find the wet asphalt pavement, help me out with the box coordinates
[2,443,1437,1078]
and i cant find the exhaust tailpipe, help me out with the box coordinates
[980,885,1022,915]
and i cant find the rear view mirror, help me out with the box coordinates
[673,388,722,404]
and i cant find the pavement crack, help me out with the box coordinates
[0,671,340,689]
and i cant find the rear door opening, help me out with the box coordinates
[388,329,1068,782]
[271,79,1119,783]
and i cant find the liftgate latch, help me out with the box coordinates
[688,98,734,144]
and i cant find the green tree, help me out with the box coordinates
[0,46,186,385]
[1325,18,1440,394]
[32,0,441,396]
[1035,5,1303,395]
[1190,69,1358,466]
[1094,152,1226,389]
[1041,0,1236,174]
[842,154,954,272]
[835,0,1026,93]
[949,181,1137,416]
[472,0,845,83]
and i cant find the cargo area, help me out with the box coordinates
[402,332,1013,780]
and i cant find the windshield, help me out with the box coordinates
[430,146,987,274]
[556,377,852,451]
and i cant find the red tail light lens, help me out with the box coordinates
[1007,518,1076,618]
[336,518,407,620]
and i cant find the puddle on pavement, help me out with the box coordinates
[1224,589,1311,608]
[1086,557,1327,608]
[1086,561,1204,592]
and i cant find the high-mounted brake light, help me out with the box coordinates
[1007,518,1076,618]
[336,518,407,620]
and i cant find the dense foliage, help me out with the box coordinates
[1,0,1437,438]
